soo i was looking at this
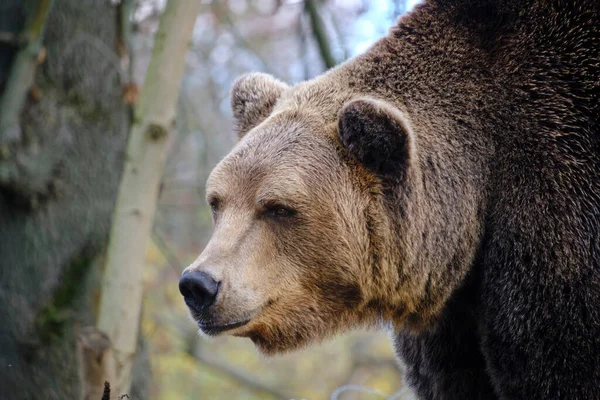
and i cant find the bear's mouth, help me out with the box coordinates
[193,299,277,336]
[198,319,250,335]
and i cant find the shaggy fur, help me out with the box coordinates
[182,0,600,399]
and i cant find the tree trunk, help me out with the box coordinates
[0,1,149,398]
[96,0,202,395]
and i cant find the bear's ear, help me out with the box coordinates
[230,72,289,138]
[338,98,414,179]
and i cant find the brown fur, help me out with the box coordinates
[183,1,599,398]
[185,58,482,349]
[186,4,490,344]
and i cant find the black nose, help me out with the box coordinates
[179,271,220,311]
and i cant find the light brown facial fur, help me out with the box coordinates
[182,71,427,353]
[183,27,485,352]
[186,112,371,353]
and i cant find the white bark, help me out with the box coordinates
[96,0,202,395]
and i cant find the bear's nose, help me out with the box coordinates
[179,270,220,311]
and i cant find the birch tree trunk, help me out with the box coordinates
[96,0,202,395]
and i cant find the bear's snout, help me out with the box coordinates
[179,270,220,313]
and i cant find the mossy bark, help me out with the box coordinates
[0,1,149,398]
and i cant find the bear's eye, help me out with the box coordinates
[208,198,220,216]
[264,204,295,219]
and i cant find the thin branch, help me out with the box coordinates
[327,5,350,60]
[211,1,279,76]
[304,0,336,69]
[0,0,54,142]
[298,13,310,80]
[194,350,293,400]
[151,227,185,275]
[117,0,137,111]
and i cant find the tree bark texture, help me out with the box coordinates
[96,0,202,395]
[0,1,149,398]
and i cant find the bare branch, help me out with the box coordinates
[211,1,279,76]
[151,227,185,275]
[0,0,54,142]
[194,350,293,400]
[304,0,336,69]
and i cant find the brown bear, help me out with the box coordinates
[178,0,600,399]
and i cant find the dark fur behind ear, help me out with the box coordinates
[230,73,289,138]
[338,98,413,179]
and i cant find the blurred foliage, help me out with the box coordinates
[132,0,419,398]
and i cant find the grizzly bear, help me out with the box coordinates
[178,0,600,399]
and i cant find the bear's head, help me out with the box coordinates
[180,72,429,355]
